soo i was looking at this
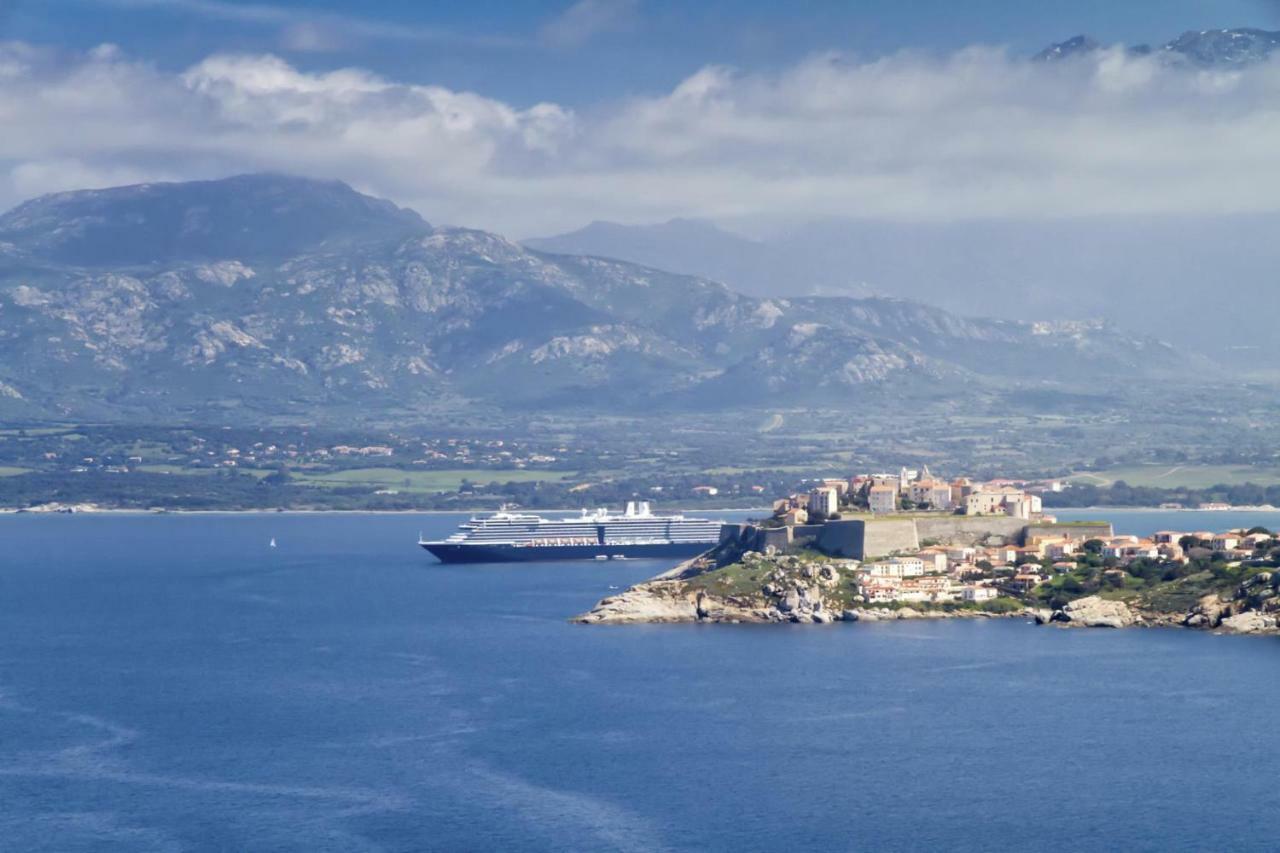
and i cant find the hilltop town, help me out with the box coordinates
[758,467,1066,606]
[774,466,1054,523]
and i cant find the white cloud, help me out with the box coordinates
[539,0,639,47]
[4,41,1280,236]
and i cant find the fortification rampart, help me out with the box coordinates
[719,515,1114,561]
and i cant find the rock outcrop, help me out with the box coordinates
[574,544,1280,637]
[1048,595,1136,629]
[1179,573,1280,634]
[1219,611,1278,634]
[573,581,701,624]
[573,549,1031,625]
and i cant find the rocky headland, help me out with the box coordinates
[574,549,1280,636]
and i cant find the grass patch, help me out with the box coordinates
[135,465,272,479]
[683,562,770,598]
[1069,464,1280,489]
[293,467,576,493]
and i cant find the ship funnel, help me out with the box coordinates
[625,501,637,516]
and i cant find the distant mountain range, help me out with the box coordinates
[1035,27,1280,66]
[0,175,1202,424]
[529,211,1280,371]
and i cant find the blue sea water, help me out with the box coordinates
[1,509,1279,852]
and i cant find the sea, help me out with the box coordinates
[1,508,1278,852]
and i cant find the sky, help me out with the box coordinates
[3,0,1280,236]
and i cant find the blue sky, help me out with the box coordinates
[6,0,1278,106]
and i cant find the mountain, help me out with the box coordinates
[524,219,790,298]
[1033,35,1103,62]
[1162,28,1280,66]
[526,213,1280,370]
[1035,27,1280,67]
[0,174,428,267]
[0,175,1200,424]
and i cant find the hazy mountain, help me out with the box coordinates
[1036,27,1280,66]
[1162,28,1280,66]
[0,175,1200,424]
[1033,35,1104,62]
[528,214,1280,369]
[525,219,791,298]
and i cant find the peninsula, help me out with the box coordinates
[576,468,1280,635]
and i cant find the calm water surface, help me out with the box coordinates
[1,510,1278,852]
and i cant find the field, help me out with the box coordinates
[1069,465,1280,489]
[0,466,32,477]
[293,467,578,493]
[136,465,272,479]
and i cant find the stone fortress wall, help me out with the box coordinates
[720,516,1114,561]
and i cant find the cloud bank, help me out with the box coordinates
[2,40,1280,236]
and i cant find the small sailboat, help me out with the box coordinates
[269,537,277,548]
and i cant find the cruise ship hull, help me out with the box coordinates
[420,541,713,564]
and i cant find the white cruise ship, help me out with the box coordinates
[419,502,725,563]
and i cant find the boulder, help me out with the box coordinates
[1187,593,1230,629]
[1219,611,1278,634]
[1051,595,1135,629]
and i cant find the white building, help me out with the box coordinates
[869,485,897,514]
[863,558,925,578]
[807,486,839,516]
[962,585,998,602]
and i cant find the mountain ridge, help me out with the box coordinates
[0,173,429,267]
[1035,27,1280,66]
[0,175,1203,424]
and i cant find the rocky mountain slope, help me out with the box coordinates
[1036,27,1280,66]
[0,175,1198,423]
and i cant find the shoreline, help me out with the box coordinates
[1052,505,1280,513]
[3,503,1276,516]
[0,505,773,517]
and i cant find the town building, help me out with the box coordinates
[807,486,839,517]
[868,484,898,514]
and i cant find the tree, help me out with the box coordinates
[1082,539,1105,554]
[261,465,292,486]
